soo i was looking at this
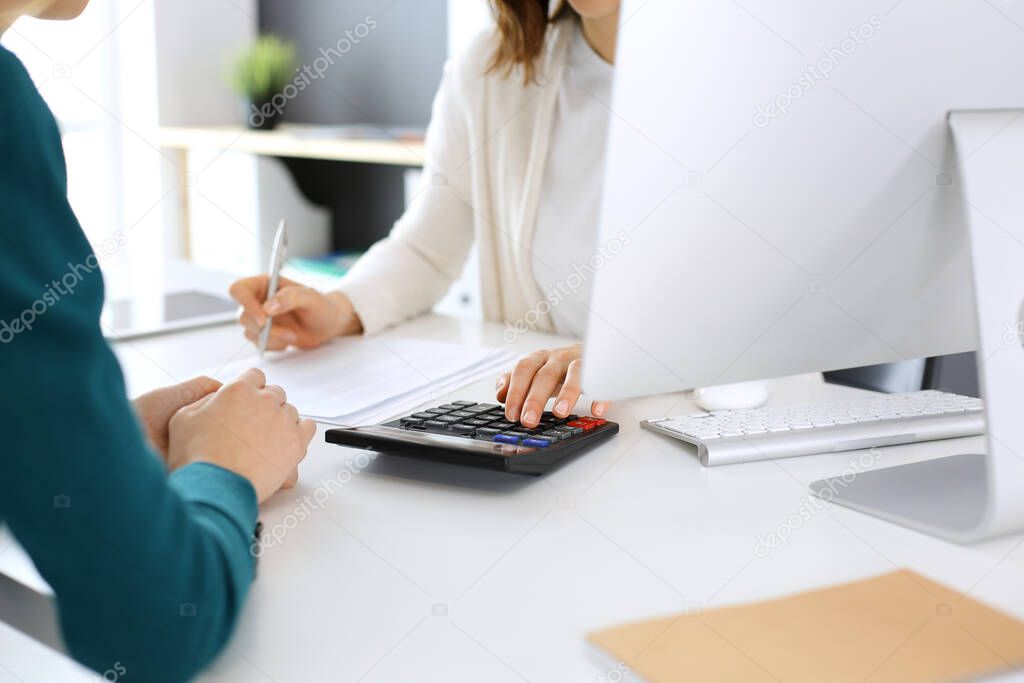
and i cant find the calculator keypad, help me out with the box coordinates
[392,401,606,447]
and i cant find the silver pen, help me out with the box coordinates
[258,220,288,358]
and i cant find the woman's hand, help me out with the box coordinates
[496,344,611,429]
[167,369,316,503]
[133,376,222,458]
[229,275,363,351]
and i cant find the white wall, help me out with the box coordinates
[152,0,257,262]
[152,0,257,126]
[151,0,328,272]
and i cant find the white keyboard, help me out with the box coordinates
[642,390,985,466]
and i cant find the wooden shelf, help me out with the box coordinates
[159,125,426,167]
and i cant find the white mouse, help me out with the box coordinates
[691,381,770,411]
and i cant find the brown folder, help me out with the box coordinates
[588,570,1024,683]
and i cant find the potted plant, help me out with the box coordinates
[228,35,298,130]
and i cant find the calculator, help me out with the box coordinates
[325,400,618,475]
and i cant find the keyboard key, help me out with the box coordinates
[439,404,464,411]
[492,421,514,430]
[522,438,551,448]
[465,419,492,426]
[556,426,584,437]
[477,427,501,437]
[450,424,476,435]
[493,434,521,444]
[400,417,425,426]
[424,420,447,429]
[541,430,569,441]
[464,404,498,414]
[567,420,597,431]
[436,415,461,424]
[449,411,475,418]
[453,400,477,406]
[411,412,436,420]
[424,407,450,414]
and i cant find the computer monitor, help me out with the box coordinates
[583,0,1024,542]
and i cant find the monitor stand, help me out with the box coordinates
[810,110,1024,543]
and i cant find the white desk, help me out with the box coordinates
[2,314,1023,683]
[159,125,426,167]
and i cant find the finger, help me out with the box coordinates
[264,284,318,317]
[299,418,317,446]
[554,359,583,417]
[495,371,511,402]
[168,375,222,408]
[184,375,222,399]
[263,335,292,352]
[591,400,612,418]
[264,384,287,405]
[229,276,270,326]
[235,367,267,389]
[243,324,295,351]
[505,354,546,422]
[179,391,216,415]
[283,403,300,423]
[267,326,298,346]
[521,360,566,427]
[193,392,217,409]
[244,323,257,340]
[239,311,262,338]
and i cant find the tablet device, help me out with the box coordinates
[102,290,236,340]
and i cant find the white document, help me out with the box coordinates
[210,337,516,425]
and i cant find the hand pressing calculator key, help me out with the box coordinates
[325,400,618,475]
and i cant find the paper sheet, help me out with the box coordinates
[210,337,516,424]
[588,570,1024,683]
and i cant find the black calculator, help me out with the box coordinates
[325,401,618,475]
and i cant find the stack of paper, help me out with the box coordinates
[210,337,516,425]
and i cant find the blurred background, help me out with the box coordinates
[1,0,492,318]
[0,0,978,394]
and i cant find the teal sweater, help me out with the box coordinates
[0,46,258,682]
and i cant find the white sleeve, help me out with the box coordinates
[335,55,477,335]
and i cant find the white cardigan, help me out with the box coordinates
[336,19,576,335]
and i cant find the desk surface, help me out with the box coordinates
[2,315,1023,683]
[160,125,426,167]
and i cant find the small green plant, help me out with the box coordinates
[227,35,298,105]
